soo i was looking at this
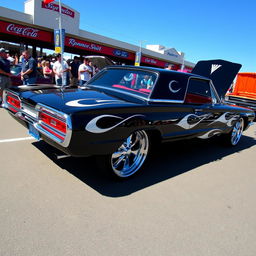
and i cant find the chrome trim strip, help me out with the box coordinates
[227,98,256,110]
[148,99,184,104]
[35,124,64,144]
[21,103,38,119]
[209,80,221,103]
[15,112,37,124]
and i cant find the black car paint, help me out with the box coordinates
[3,65,255,158]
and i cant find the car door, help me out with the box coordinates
[181,77,228,139]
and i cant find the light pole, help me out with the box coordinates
[58,0,65,88]
[135,40,146,66]
[139,40,147,56]
[181,52,185,71]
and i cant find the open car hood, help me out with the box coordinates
[192,59,242,99]
[85,55,115,70]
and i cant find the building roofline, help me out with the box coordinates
[0,4,195,68]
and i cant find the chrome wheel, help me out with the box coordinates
[231,118,244,146]
[111,130,149,178]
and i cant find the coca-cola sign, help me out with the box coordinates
[0,21,52,43]
[42,2,75,18]
[7,24,39,38]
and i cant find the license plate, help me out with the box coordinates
[28,124,40,141]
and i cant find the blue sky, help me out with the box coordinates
[0,0,255,72]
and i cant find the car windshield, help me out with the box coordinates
[87,68,157,98]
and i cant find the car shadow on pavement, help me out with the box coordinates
[32,135,255,197]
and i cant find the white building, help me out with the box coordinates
[0,0,195,70]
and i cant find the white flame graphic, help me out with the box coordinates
[65,99,124,107]
[209,113,239,127]
[197,129,222,139]
[176,114,211,129]
[85,114,145,133]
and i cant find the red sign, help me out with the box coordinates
[41,2,75,18]
[0,20,179,69]
[43,0,54,3]
[0,21,52,43]
[65,37,135,60]
[141,56,167,68]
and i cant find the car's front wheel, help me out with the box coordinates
[109,130,150,178]
[223,117,244,146]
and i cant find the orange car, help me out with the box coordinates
[226,72,256,119]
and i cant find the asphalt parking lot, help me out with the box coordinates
[0,108,256,256]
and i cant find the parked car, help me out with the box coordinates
[2,60,255,179]
[84,55,115,70]
[225,72,256,120]
[10,65,52,86]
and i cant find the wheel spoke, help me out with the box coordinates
[130,133,140,147]
[126,135,132,147]
[112,150,124,158]
[119,144,126,151]
[113,154,125,169]
[131,148,140,156]
[123,155,130,170]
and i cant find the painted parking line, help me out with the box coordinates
[0,137,34,143]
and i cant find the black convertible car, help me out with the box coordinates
[2,60,255,178]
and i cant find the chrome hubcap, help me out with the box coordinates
[231,118,244,145]
[111,130,149,178]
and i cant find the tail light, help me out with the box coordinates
[39,112,67,134]
[36,105,69,144]
[5,92,21,113]
[4,93,71,147]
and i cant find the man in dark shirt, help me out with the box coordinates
[0,48,11,104]
[21,50,37,85]
[70,56,80,87]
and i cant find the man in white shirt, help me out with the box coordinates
[78,58,92,86]
[52,54,69,86]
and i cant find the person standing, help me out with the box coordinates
[78,58,91,86]
[21,50,37,85]
[0,48,11,104]
[70,56,80,87]
[165,64,173,70]
[88,60,95,77]
[52,54,69,86]
[42,60,53,82]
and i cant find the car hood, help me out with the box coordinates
[192,59,242,98]
[17,86,138,113]
[85,55,115,69]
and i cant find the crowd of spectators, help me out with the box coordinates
[37,53,99,86]
[1,49,101,87]
[1,48,185,103]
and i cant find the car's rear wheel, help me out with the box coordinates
[223,117,244,146]
[110,130,150,178]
